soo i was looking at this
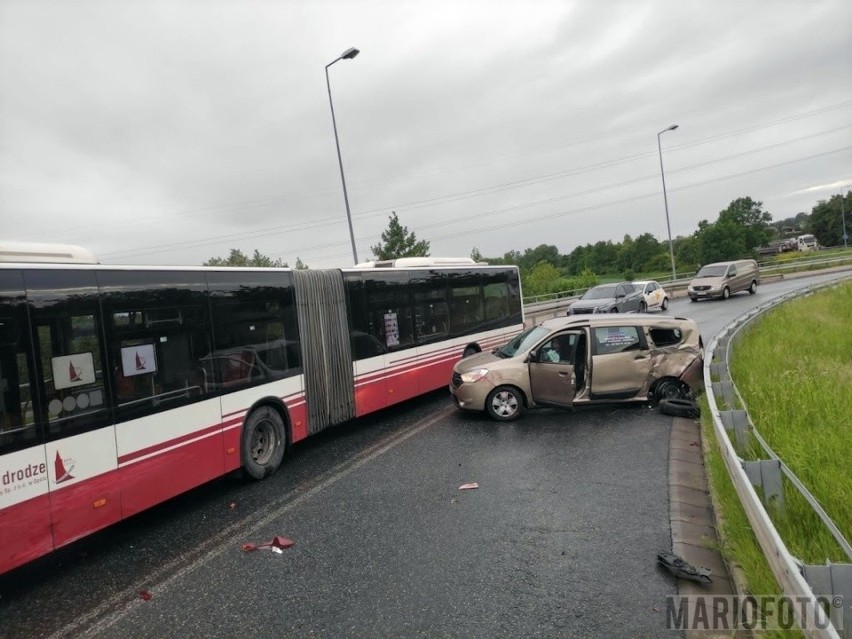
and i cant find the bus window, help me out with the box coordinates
[0,271,39,454]
[483,272,509,322]
[447,270,483,335]
[207,271,302,389]
[412,271,449,343]
[364,272,415,351]
[98,271,212,421]
[23,269,111,440]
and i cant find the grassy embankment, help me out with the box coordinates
[700,280,851,635]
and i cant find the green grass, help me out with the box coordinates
[726,281,851,563]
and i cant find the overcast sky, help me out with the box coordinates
[1,0,850,268]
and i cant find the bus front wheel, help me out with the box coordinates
[242,406,286,480]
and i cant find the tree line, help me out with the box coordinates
[204,191,850,299]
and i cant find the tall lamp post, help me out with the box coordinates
[840,191,848,250]
[326,47,360,264]
[657,124,679,282]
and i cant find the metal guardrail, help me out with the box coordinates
[705,273,852,639]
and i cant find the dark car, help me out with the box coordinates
[567,282,646,315]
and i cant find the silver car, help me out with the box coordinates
[567,282,646,315]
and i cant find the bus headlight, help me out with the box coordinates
[460,369,489,383]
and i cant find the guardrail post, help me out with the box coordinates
[802,562,852,638]
[719,409,751,450]
[743,459,785,511]
[712,380,737,409]
[710,362,729,380]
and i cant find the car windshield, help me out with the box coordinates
[496,326,550,358]
[581,285,618,300]
[696,265,727,277]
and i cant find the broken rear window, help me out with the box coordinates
[649,327,683,347]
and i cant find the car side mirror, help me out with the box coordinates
[528,350,538,362]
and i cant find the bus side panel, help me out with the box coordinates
[353,356,388,417]
[286,396,309,443]
[415,347,457,394]
[384,349,421,405]
[0,448,53,574]
[45,430,121,548]
[116,400,224,518]
[0,495,53,573]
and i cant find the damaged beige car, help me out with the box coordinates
[450,315,703,421]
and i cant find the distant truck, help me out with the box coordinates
[796,234,818,251]
[755,238,798,256]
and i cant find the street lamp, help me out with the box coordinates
[657,124,679,282]
[326,47,360,264]
[840,191,848,250]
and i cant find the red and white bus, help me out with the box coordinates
[0,244,523,574]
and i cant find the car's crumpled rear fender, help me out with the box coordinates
[677,354,704,394]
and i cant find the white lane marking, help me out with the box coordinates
[57,403,456,639]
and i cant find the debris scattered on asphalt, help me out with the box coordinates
[229,502,237,510]
[657,551,712,583]
[139,590,152,601]
[690,441,700,447]
[242,536,295,553]
[458,483,479,490]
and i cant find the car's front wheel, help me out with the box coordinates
[486,386,523,421]
[638,301,647,313]
[748,280,757,294]
[661,297,669,310]
[722,287,730,300]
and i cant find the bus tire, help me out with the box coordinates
[462,345,480,358]
[241,406,286,480]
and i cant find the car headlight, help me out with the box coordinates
[460,368,489,383]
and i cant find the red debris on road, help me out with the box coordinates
[242,536,295,552]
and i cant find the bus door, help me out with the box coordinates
[23,269,122,550]
[0,270,53,573]
[98,271,222,518]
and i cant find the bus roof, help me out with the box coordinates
[0,241,99,264]
[354,257,482,268]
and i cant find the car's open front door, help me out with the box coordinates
[528,331,581,407]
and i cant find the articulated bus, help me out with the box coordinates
[0,244,523,574]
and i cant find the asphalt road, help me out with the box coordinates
[0,270,848,639]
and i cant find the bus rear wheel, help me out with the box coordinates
[242,406,286,479]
